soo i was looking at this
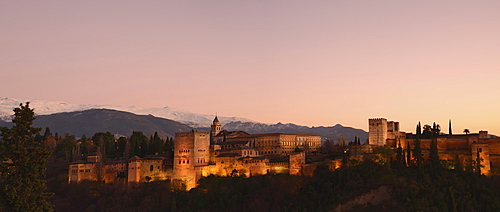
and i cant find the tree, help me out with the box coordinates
[406,139,412,166]
[54,134,78,162]
[374,145,394,167]
[449,119,453,135]
[463,129,470,135]
[414,122,423,178]
[429,122,440,175]
[148,132,163,155]
[0,102,53,211]
[92,132,115,158]
[129,131,148,157]
[43,127,52,139]
[422,124,432,137]
[396,141,404,167]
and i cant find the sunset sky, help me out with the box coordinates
[1,1,499,135]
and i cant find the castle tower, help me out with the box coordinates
[368,118,388,146]
[210,116,222,142]
[172,131,210,190]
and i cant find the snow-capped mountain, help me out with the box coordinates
[0,97,253,127]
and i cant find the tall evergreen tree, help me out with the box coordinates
[406,139,412,166]
[43,127,52,139]
[129,131,148,157]
[92,132,115,158]
[396,141,404,167]
[415,122,423,178]
[148,132,163,155]
[0,102,53,211]
[430,122,440,174]
[116,137,127,158]
[449,119,453,135]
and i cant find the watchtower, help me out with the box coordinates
[368,118,388,146]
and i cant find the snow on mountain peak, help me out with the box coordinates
[0,97,253,127]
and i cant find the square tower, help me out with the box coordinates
[172,131,210,190]
[369,118,388,146]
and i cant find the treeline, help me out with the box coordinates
[48,160,500,212]
[38,128,175,162]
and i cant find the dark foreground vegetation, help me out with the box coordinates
[48,161,500,212]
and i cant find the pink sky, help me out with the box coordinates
[1,1,499,135]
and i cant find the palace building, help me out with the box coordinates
[68,116,320,190]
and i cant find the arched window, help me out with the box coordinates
[150,165,153,171]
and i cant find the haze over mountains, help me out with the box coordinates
[0,97,368,142]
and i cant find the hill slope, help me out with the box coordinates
[30,109,193,138]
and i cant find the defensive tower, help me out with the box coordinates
[172,131,210,190]
[368,118,388,146]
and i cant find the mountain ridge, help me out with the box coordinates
[1,97,368,141]
[0,97,253,127]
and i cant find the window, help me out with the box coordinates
[150,165,154,171]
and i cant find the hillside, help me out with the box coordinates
[29,109,192,138]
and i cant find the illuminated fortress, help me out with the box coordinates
[69,117,320,189]
[364,118,500,176]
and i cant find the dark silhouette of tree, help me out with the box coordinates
[475,150,482,175]
[92,132,115,158]
[54,134,78,162]
[422,124,432,137]
[449,119,453,135]
[430,122,440,175]
[415,122,423,178]
[0,102,53,211]
[463,129,470,135]
[116,136,127,158]
[148,132,163,155]
[129,131,148,157]
[396,141,404,167]
[406,139,412,166]
[43,127,52,138]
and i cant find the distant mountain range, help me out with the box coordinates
[221,122,367,142]
[0,97,252,127]
[0,97,368,142]
[1,109,192,138]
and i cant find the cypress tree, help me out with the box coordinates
[406,139,412,166]
[43,127,52,138]
[0,102,53,211]
[396,141,404,168]
[415,122,423,178]
[129,131,148,157]
[430,122,440,175]
[449,119,453,135]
